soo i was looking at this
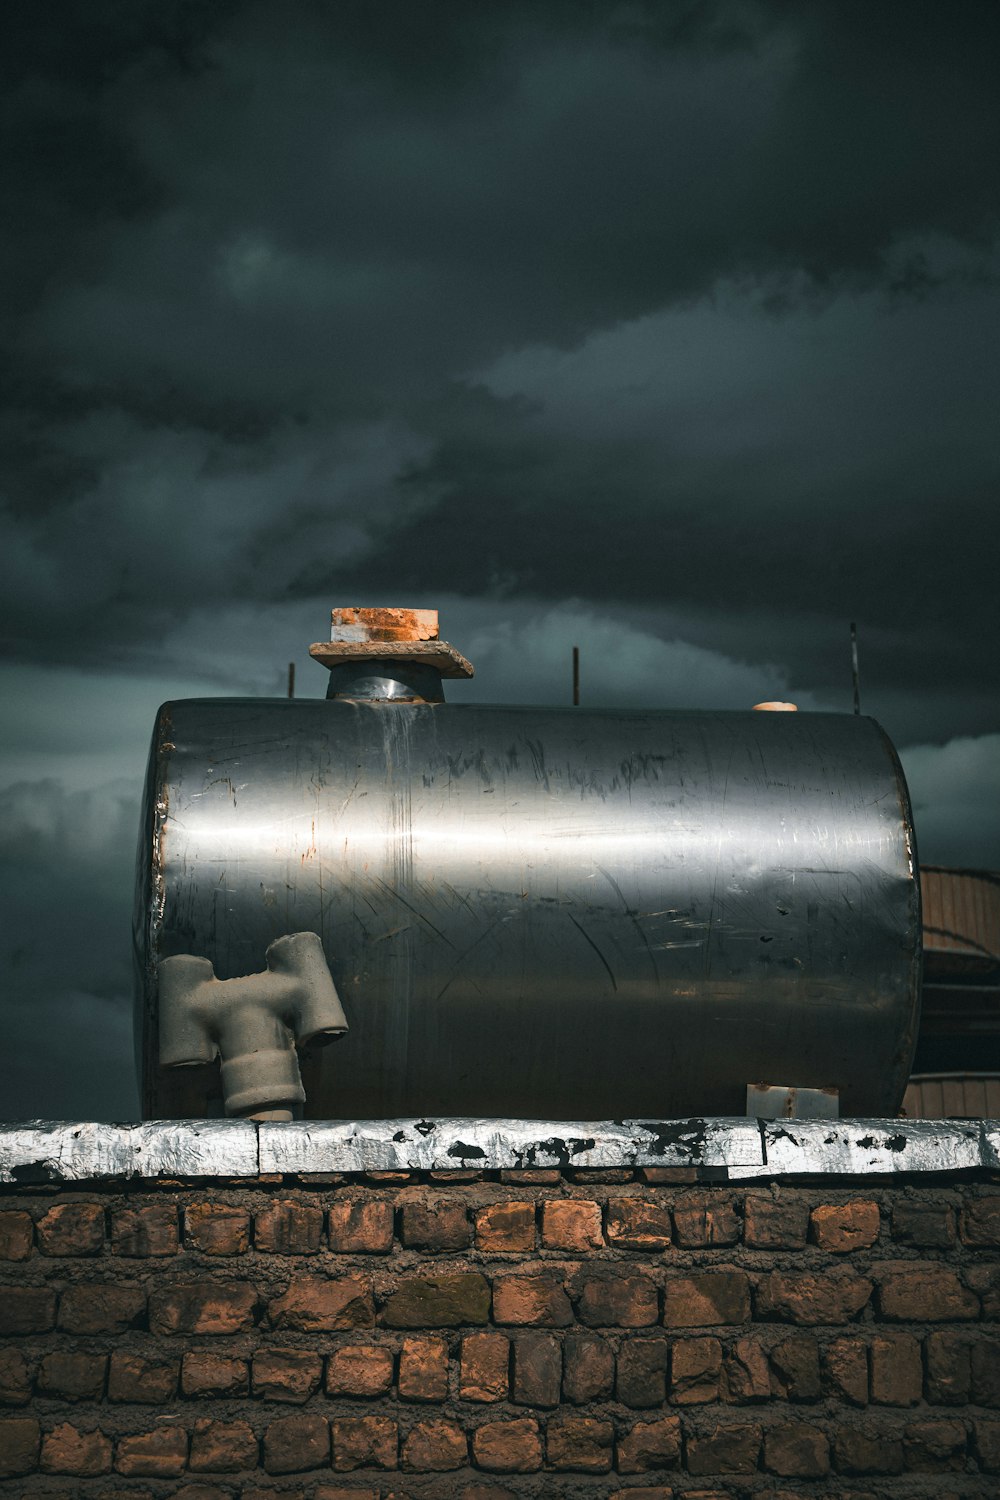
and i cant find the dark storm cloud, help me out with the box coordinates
[0,779,139,1119]
[2,0,998,671]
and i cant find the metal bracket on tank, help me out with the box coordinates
[309,607,473,702]
[746,1084,840,1121]
[157,933,348,1120]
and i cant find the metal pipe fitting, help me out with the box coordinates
[157,932,348,1119]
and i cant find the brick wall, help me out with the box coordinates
[2,1168,1000,1497]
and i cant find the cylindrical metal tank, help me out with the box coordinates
[135,692,921,1120]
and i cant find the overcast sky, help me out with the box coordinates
[2,1,998,1120]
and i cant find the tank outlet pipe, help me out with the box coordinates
[157,932,348,1120]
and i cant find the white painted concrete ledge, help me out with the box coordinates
[0,1118,998,1184]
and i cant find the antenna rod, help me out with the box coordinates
[287,661,296,699]
[572,645,580,706]
[850,623,860,715]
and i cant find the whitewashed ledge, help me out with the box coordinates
[1,1118,999,1184]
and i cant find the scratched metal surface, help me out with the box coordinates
[2,1119,999,1182]
[135,701,920,1120]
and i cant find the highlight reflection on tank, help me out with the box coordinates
[134,608,920,1121]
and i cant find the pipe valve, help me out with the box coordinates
[157,932,348,1120]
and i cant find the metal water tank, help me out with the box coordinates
[134,610,920,1120]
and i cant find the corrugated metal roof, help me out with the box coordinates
[921,866,1000,979]
[903,1072,1000,1119]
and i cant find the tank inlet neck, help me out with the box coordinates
[309,606,474,703]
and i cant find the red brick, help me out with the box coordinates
[254,1200,323,1254]
[973,1264,1000,1318]
[512,1332,560,1407]
[455,1487,518,1500]
[541,1199,603,1251]
[0,1417,39,1477]
[269,1273,372,1331]
[670,1337,721,1404]
[572,1168,634,1183]
[0,1349,31,1406]
[173,1487,235,1500]
[331,1416,397,1471]
[189,1418,257,1472]
[326,1345,395,1398]
[327,1199,394,1253]
[314,1490,380,1500]
[0,1284,55,1333]
[398,1336,449,1402]
[59,1282,144,1334]
[671,1193,739,1247]
[823,1338,869,1406]
[926,1331,972,1405]
[640,1167,700,1187]
[834,1427,904,1474]
[605,1199,672,1251]
[475,1201,535,1252]
[764,1424,829,1477]
[609,1489,673,1500]
[471,1417,542,1472]
[38,1352,107,1401]
[242,1489,310,1500]
[401,1198,471,1251]
[184,1203,249,1255]
[493,1274,571,1327]
[115,1426,187,1477]
[383,1272,490,1328]
[810,1201,880,1253]
[150,1279,255,1335]
[876,1264,978,1322]
[107,1351,178,1403]
[615,1416,682,1473]
[973,1419,1000,1472]
[663,1271,749,1328]
[563,1332,614,1404]
[253,1349,322,1403]
[265,1413,330,1473]
[0,1210,33,1260]
[499,1169,560,1184]
[578,1275,658,1327]
[891,1201,955,1248]
[617,1337,668,1407]
[460,1332,509,1402]
[41,1422,112,1476]
[547,1415,613,1471]
[962,1196,1000,1246]
[37,1202,105,1256]
[401,1419,467,1471]
[972,1338,1000,1406]
[723,1335,770,1402]
[756,1271,871,1325]
[743,1195,809,1249]
[181,1351,249,1397]
[112,1203,178,1256]
[314,1490,381,1500]
[871,1333,922,1405]
[769,1334,820,1401]
[902,1419,966,1472]
[686,1424,761,1475]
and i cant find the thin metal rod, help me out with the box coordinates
[287,662,296,699]
[572,645,580,706]
[850,623,861,715]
